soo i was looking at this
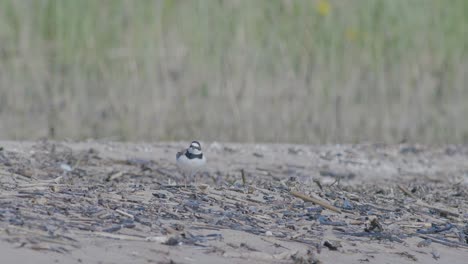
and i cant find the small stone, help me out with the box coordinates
[60,163,73,172]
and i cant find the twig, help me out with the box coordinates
[398,184,459,217]
[161,185,196,189]
[417,223,453,234]
[415,200,459,217]
[106,171,125,182]
[337,231,404,243]
[417,234,468,249]
[75,231,146,241]
[115,209,134,219]
[397,184,418,199]
[260,237,290,250]
[241,169,246,186]
[290,190,342,213]
[313,179,323,191]
[399,222,432,229]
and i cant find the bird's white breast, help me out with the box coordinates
[176,154,206,173]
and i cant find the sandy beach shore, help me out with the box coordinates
[0,141,467,264]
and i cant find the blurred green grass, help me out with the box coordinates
[0,0,467,143]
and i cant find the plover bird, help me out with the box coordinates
[176,141,206,187]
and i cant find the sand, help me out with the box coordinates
[0,140,467,264]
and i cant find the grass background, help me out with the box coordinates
[0,0,467,143]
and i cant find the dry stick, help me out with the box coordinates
[397,184,418,199]
[417,234,468,249]
[414,200,459,218]
[241,169,246,186]
[75,231,147,241]
[290,191,342,213]
[115,209,134,219]
[106,171,125,182]
[397,184,459,217]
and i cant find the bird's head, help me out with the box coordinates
[187,141,202,155]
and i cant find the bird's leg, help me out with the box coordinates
[184,173,187,189]
[193,172,198,187]
[190,172,196,188]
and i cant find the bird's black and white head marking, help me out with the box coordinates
[186,141,203,159]
[190,141,201,150]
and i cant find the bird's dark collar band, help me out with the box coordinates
[185,151,203,159]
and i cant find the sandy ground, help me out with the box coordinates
[0,140,467,264]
